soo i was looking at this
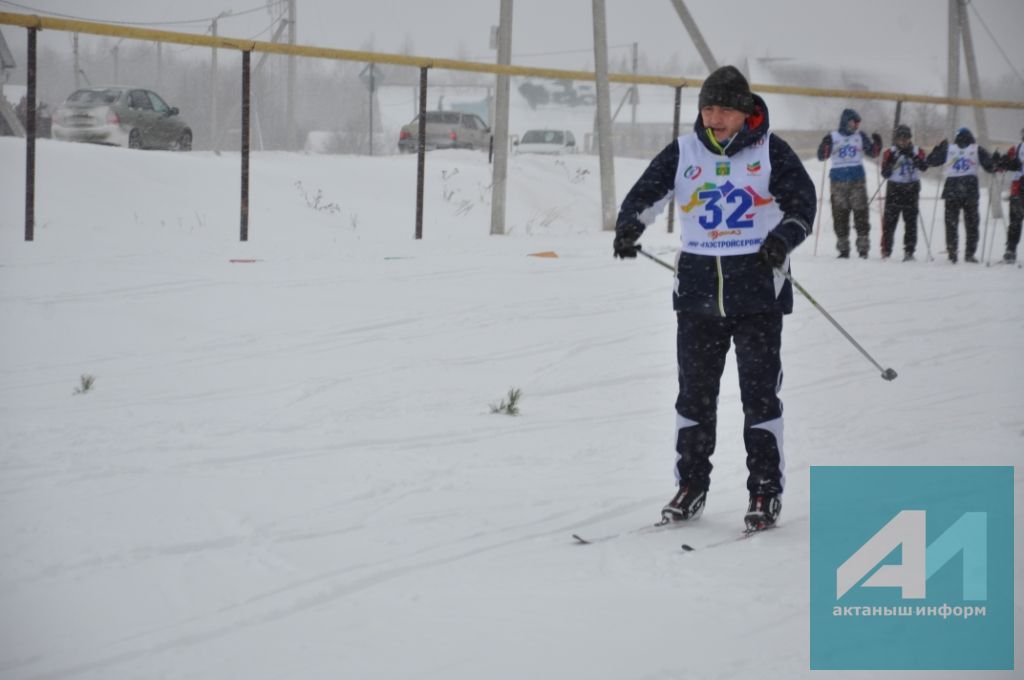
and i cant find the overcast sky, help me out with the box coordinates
[2,0,1023,92]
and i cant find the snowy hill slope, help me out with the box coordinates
[0,138,1021,679]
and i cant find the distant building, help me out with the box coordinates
[747,56,1021,146]
[0,29,25,136]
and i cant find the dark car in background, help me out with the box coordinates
[52,87,192,151]
[398,111,490,153]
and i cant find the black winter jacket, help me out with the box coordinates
[925,134,997,201]
[616,94,816,317]
[881,145,928,181]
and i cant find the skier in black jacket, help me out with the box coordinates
[880,124,929,260]
[993,128,1024,264]
[925,127,998,263]
[613,65,816,532]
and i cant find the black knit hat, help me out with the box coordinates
[893,124,912,142]
[698,66,754,114]
[955,127,975,147]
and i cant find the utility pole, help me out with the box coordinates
[489,0,513,236]
[213,18,289,153]
[592,0,616,231]
[630,41,638,127]
[946,0,960,139]
[72,33,80,89]
[667,0,718,73]
[287,0,297,150]
[211,14,220,148]
[157,41,162,91]
[210,12,233,150]
[957,0,1001,219]
[959,0,989,146]
[111,42,119,85]
[368,62,375,155]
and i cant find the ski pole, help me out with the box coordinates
[928,181,941,254]
[866,178,887,208]
[916,211,934,261]
[779,269,897,381]
[813,160,827,256]
[875,160,885,252]
[980,174,995,263]
[636,247,898,381]
[984,174,1006,265]
[636,245,676,272]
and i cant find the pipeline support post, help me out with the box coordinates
[25,27,37,242]
[240,50,251,242]
[415,66,429,240]
[667,84,682,234]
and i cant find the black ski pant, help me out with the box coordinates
[674,311,785,497]
[1007,194,1022,258]
[830,179,871,256]
[944,194,980,259]
[881,181,920,257]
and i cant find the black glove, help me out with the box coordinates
[758,232,788,269]
[871,132,883,150]
[613,224,642,259]
[899,145,915,158]
[817,136,832,161]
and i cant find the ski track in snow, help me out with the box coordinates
[1,138,1022,679]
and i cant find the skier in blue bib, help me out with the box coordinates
[817,109,883,259]
[613,65,816,532]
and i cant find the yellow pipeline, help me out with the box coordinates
[2,11,1022,110]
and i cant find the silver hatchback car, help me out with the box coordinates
[52,87,193,151]
[398,111,490,153]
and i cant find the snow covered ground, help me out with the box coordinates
[0,137,1021,679]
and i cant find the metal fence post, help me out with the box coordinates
[415,66,428,240]
[240,50,251,241]
[24,27,36,242]
[667,84,682,234]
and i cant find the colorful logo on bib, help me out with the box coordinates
[683,165,703,180]
[710,229,743,240]
[715,161,730,176]
[746,161,762,174]
[679,180,775,230]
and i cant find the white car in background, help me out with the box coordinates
[514,129,577,155]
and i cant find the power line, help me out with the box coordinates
[966,0,1024,90]
[469,43,635,62]
[0,1,271,27]
[247,13,286,41]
